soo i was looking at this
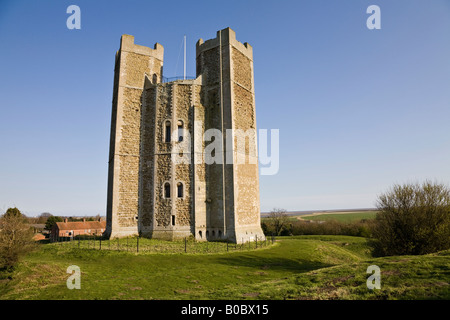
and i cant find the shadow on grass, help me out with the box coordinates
[211,254,333,274]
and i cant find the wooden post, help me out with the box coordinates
[99,237,102,250]
[137,236,139,253]
[184,237,187,253]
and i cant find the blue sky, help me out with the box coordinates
[1,0,450,216]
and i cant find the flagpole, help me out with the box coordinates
[183,35,186,80]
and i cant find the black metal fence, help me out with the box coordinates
[54,233,276,254]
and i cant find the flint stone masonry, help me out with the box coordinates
[106,28,265,243]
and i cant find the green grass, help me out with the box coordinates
[300,211,378,223]
[1,235,448,300]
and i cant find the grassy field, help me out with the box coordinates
[0,235,448,300]
[300,211,378,223]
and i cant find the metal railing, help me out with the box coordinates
[52,233,277,254]
[161,76,196,83]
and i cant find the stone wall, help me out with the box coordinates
[197,47,220,85]
[235,163,259,225]
[155,154,172,227]
[232,48,252,91]
[140,85,157,228]
[175,163,191,227]
[156,85,172,153]
[175,85,193,227]
[123,52,151,88]
[117,86,141,228]
[231,42,261,231]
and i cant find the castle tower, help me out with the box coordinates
[106,28,265,243]
[106,35,163,238]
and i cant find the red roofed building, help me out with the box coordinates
[51,218,106,241]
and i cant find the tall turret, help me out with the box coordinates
[106,35,163,238]
[196,28,262,243]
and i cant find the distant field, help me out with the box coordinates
[1,234,449,300]
[300,211,378,223]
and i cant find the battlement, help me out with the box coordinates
[120,34,164,61]
[196,27,253,61]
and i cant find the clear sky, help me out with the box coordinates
[1,0,450,216]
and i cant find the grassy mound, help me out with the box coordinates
[0,236,448,300]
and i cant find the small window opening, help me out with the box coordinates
[177,182,183,198]
[177,120,184,142]
[171,215,175,226]
[164,182,170,198]
[165,121,171,143]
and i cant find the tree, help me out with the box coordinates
[44,216,63,231]
[36,212,53,224]
[266,208,289,236]
[372,181,450,256]
[0,208,36,270]
[4,207,22,218]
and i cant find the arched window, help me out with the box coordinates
[152,73,158,84]
[164,182,170,198]
[177,182,183,198]
[199,230,202,239]
[165,120,171,143]
[177,120,184,142]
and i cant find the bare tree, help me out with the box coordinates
[36,212,52,224]
[0,208,36,270]
[267,208,289,236]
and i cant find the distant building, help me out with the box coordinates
[28,224,47,234]
[51,218,106,241]
[33,233,46,241]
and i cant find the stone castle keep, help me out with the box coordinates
[106,28,265,243]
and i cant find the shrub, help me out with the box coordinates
[371,181,450,256]
[263,219,374,238]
